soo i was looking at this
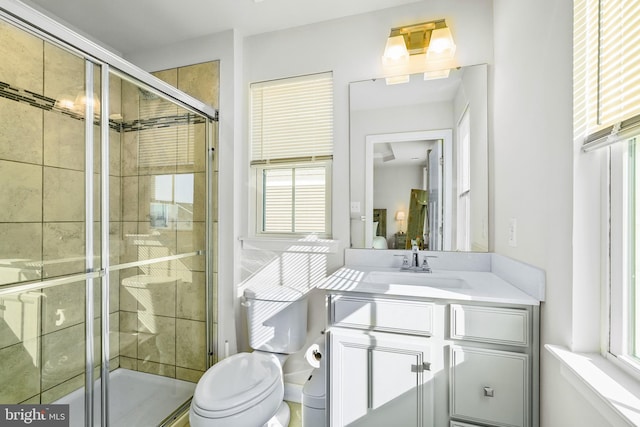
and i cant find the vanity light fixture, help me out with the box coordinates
[382,19,457,84]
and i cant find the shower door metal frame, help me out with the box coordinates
[0,2,219,426]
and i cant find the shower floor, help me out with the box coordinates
[54,368,196,427]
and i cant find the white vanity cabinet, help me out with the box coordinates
[326,293,539,427]
[449,304,536,427]
[327,293,449,427]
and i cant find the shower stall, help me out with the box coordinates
[0,2,218,426]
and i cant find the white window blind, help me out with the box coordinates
[578,0,640,150]
[250,72,333,235]
[251,72,333,163]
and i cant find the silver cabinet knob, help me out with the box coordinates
[483,386,494,397]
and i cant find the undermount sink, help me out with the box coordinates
[364,270,469,289]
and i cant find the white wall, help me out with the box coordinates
[492,0,612,425]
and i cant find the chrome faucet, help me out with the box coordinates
[411,242,420,268]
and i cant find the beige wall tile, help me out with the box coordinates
[110,128,122,177]
[42,222,85,279]
[0,20,43,91]
[20,395,41,404]
[138,313,175,365]
[43,42,84,103]
[175,366,204,383]
[119,311,138,359]
[191,172,205,222]
[42,281,85,335]
[193,122,207,173]
[121,176,139,222]
[0,342,41,403]
[121,131,139,177]
[109,73,122,119]
[110,175,122,222]
[109,270,120,313]
[176,272,205,321]
[41,373,83,404]
[137,129,178,176]
[41,323,84,391]
[0,290,41,350]
[121,80,139,124]
[43,167,84,222]
[177,62,220,109]
[152,69,178,87]
[119,356,137,370]
[124,273,177,318]
[177,221,205,255]
[119,222,139,264]
[43,111,85,171]
[0,160,42,222]
[0,223,43,285]
[137,222,177,261]
[137,359,175,379]
[109,221,121,266]
[109,312,120,361]
[176,319,206,371]
[0,97,43,165]
[110,356,120,371]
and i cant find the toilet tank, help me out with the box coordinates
[243,285,308,353]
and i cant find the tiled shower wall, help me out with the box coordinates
[0,17,218,405]
[0,19,120,404]
[117,61,220,382]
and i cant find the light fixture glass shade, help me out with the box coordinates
[382,35,409,66]
[385,75,410,85]
[424,69,451,80]
[395,211,406,221]
[427,26,456,61]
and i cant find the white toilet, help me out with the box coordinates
[190,285,308,427]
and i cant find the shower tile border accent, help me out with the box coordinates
[0,79,211,134]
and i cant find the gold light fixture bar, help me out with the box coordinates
[388,19,447,55]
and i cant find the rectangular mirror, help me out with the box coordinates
[349,64,488,251]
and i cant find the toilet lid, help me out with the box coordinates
[192,352,282,418]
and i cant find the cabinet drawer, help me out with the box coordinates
[450,304,529,346]
[330,295,433,336]
[450,346,529,427]
[450,422,482,427]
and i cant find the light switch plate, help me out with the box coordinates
[508,218,517,247]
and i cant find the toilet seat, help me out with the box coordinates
[192,352,282,419]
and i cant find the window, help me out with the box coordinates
[576,0,640,371]
[250,72,333,236]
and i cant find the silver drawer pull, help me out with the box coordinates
[483,386,494,397]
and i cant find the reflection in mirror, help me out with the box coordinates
[349,64,488,251]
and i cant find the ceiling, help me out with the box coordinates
[23,0,422,55]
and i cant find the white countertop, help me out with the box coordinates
[318,265,541,306]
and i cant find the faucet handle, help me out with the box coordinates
[420,258,432,272]
[394,254,411,270]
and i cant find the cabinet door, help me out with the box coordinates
[329,329,434,427]
[450,346,529,427]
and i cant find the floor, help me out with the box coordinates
[172,401,302,427]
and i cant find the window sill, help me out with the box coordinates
[239,236,340,253]
[546,344,640,426]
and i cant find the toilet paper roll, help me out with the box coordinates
[304,335,325,369]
